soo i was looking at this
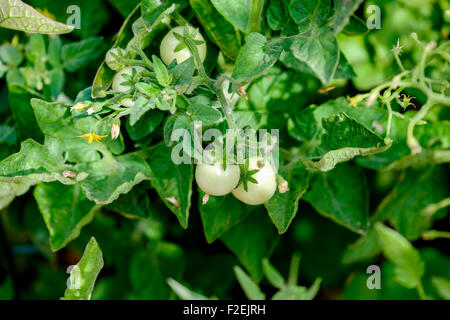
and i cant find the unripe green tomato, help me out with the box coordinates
[195,163,240,196]
[105,47,126,71]
[112,66,145,93]
[160,26,207,66]
[232,157,277,205]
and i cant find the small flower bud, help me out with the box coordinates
[276,175,289,194]
[86,107,95,115]
[111,122,120,140]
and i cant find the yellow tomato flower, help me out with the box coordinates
[78,133,107,144]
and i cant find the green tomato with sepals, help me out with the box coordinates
[160,26,207,66]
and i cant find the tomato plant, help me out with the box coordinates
[0,0,449,302]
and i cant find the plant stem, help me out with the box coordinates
[416,281,428,300]
[422,230,450,240]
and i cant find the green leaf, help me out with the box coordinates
[190,0,241,60]
[374,223,425,289]
[373,166,449,240]
[31,99,101,163]
[0,124,16,145]
[266,0,290,31]
[107,0,141,17]
[303,163,369,234]
[288,0,331,32]
[290,27,339,84]
[280,49,355,80]
[105,182,151,219]
[221,211,278,280]
[199,191,255,243]
[233,266,266,300]
[342,15,369,36]
[8,84,44,142]
[80,153,153,205]
[0,0,74,34]
[303,113,389,171]
[0,45,23,67]
[431,277,450,300]
[126,110,164,140]
[188,103,222,125]
[265,162,309,233]
[62,37,104,72]
[152,55,172,86]
[61,237,103,300]
[130,243,184,299]
[0,181,28,211]
[332,0,364,34]
[211,0,251,32]
[262,258,285,289]
[0,139,76,186]
[147,143,193,229]
[167,279,210,300]
[141,0,176,29]
[129,96,154,126]
[342,228,381,264]
[34,182,100,251]
[232,33,283,83]
[170,57,195,86]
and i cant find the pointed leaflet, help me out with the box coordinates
[190,0,241,60]
[211,0,249,31]
[290,27,340,84]
[332,0,364,34]
[62,37,105,72]
[289,98,390,171]
[303,113,389,172]
[265,162,309,234]
[0,0,74,34]
[374,223,424,289]
[141,0,176,29]
[288,0,332,32]
[341,228,381,264]
[34,182,100,251]
[232,33,283,83]
[303,163,369,234]
[167,278,210,300]
[373,166,449,240]
[106,182,151,219]
[0,139,76,186]
[80,153,153,205]
[147,143,193,229]
[233,266,266,300]
[0,182,28,211]
[221,211,278,280]
[61,237,103,300]
[199,190,255,243]
[7,84,44,142]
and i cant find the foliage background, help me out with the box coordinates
[0,0,449,300]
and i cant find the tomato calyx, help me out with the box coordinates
[238,158,261,192]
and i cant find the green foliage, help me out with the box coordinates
[61,237,104,300]
[0,0,448,302]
